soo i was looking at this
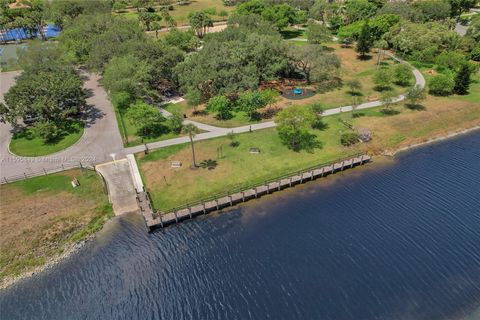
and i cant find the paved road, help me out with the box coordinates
[0,72,124,180]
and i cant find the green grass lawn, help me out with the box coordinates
[9,122,84,157]
[115,0,234,26]
[113,104,183,147]
[138,114,361,210]
[0,169,113,280]
[280,27,306,40]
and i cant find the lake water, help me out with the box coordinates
[1,132,480,320]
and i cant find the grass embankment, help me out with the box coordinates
[116,0,234,26]
[9,121,84,157]
[0,169,113,283]
[166,44,413,128]
[139,83,480,211]
[113,103,182,147]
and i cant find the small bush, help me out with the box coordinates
[469,46,480,62]
[393,64,412,87]
[219,10,228,17]
[429,74,455,96]
[340,132,359,146]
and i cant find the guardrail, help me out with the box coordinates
[153,152,366,218]
[1,162,95,184]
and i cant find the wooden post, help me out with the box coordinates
[24,173,27,179]
[79,162,83,169]
[159,215,164,228]
[229,195,233,206]
[360,155,364,164]
[289,177,292,187]
[174,211,178,223]
[300,173,303,183]
[351,159,354,168]
[311,171,314,180]
[278,180,281,191]
[215,199,219,210]
[188,207,192,219]
[266,183,269,194]
[43,168,47,175]
[321,167,324,177]
[4,177,7,184]
[202,202,206,214]
[242,191,245,202]
[254,188,258,198]
[61,164,64,170]
[341,161,344,171]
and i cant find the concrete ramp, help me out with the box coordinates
[96,159,139,216]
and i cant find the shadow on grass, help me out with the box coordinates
[381,108,401,116]
[280,29,304,39]
[405,103,426,111]
[357,54,373,61]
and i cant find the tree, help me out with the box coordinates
[126,102,166,137]
[138,11,161,31]
[182,123,199,167]
[356,21,373,58]
[164,28,199,52]
[174,27,289,101]
[306,22,331,45]
[435,51,466,71]
[406,85,426,108]
[188,11,213,38]
[380,90,396,114]
[373,68,392,90]
[414,0,451,21]
[345,0,377,24]
[393,64,412,87]
[310,103,326,130]
[236,91,266,120]
[378,2,424,22]
[448,0,476,17]
[207,95,233,120]
[374,39,388,68]
[32,120,63,143]
[2,69,86,125]
[236,0,265,16]
[261,4,297,30]
[275,106,319,151]
[17,40,67,73]
[102,55,152,98]
[453,63,472,95]
[168,112,184,134]
[289,45,340,84]
[340,132,359,146]
[346,79,362,95]
[429,74,455,96]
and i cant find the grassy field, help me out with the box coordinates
[168,44,413,128]
[139,85,480,211]
[0,169,113,282]
[9,121,84,156]
[116,0,234,26]
[113,103,182,147]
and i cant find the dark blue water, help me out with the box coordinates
[1,132,480,320]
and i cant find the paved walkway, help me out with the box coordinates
[95,159,139,216]
[1,51,426,181]
[126,52,426,154]
[0,72,124,180]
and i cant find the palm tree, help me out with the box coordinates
[182,123,199,168]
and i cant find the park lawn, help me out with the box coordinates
[280,27,306,40]
[138,87,480,211]
[114,104,183,147]
[175,44,413,128]
[0,169,113,283]
[138,116,361,211]
[116,0,234,26]
[9,121,84,157]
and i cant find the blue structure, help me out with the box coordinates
[0,24,60,43]
[293,87,303,95]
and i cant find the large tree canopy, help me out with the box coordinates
[174,26,290,102]
[2,69,86,125]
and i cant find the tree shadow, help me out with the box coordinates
[192,110,208,116]
[83,104,106,128]
[381,108,401,116]
[357,54,373,61]
[373,85,392,92]
[312,120,329,131]
[405,103,426,111]
[280,29,304,39]
[347,91,364,97]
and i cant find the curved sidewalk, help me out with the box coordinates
[125,52,426,154]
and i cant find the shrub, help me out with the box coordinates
[435,51,466,71]
[219,10,229,17]
[111,91,133,110]
[429,74,455,96]
[340,132,359,146]
[373,68,393,91]
[469,46,480,62]
[207,95,233,120]
[33,120,63,143]
[393,64,412,86]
